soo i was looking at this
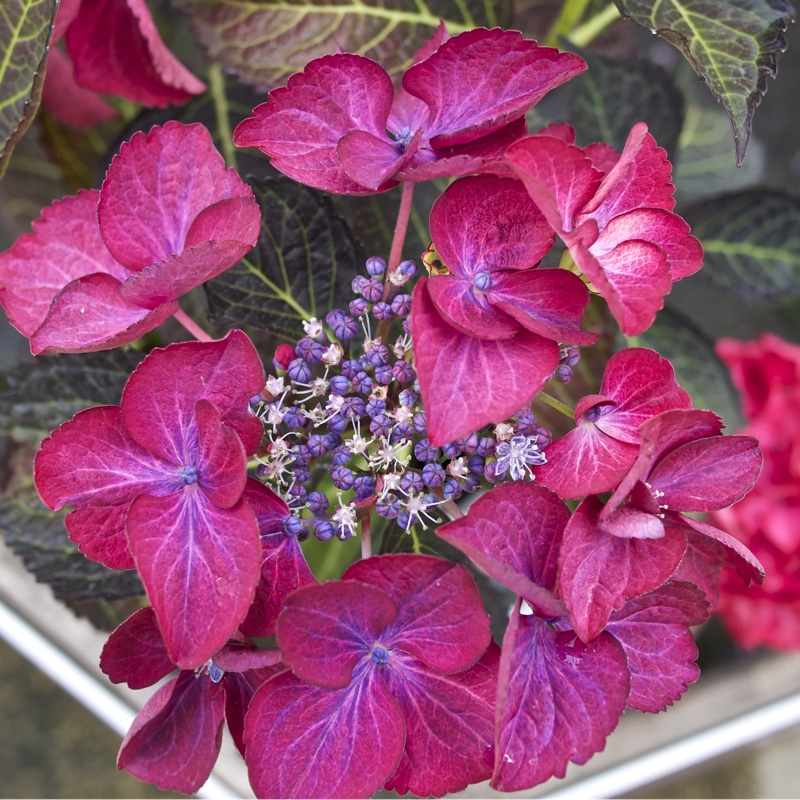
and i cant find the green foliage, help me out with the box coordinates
[0,0,56,180]
[613,0,795,166]
[567,46,685,156]
[684,190,800,302]
[175,0,511,88]
[205,177,364,337]
[625,306,745,430]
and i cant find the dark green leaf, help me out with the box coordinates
[205,177,364,337]
[0,0,56,180]
[624,306,745,429]
[613,0,795,165]
[684,190,800,302]
[567,47,685,156]
[0,442,143,601]
[0,349,144,440]
[175,0,511,88]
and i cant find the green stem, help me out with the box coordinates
[442,498,464,521]
[208,63,237,170]
[360,513,372,560]
[387,182,415,280]
[536,391,575,419]
[173,308,212,342]
[569,3,621,47]
[545,0,592,46]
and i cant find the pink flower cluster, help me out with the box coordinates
[712,334,800,649]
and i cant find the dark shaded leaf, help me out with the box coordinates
[684,189,800,303]
[0,0,56,180]
[0,349,144,440]
[175,0,512,89]
[624,305,745,429]
[205,177,364,337]
[568,47,685,157]
[613,0,795,165]
[1,441,143,601]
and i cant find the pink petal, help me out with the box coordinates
[426,275,519,340]
[560,497,686,641]
[65,0,205,107]
[98,122,253,271]
[245,667,405,799]
[233,54,396,195]
[606,581,708,712]
[276,581,396,689]
[195,399,248,509]
[649,435,762,512]
[41,47,118,128]
[343,555,491,674]
[580,123,676,227]
[573,237,671,336]
[404,29,586,147]
[35,405,177,511]
[534,424,639,499]
[673,531,726,607]
[52,0,81,42]
[119,197,261,309]
[429,175,554,279]
[600,504,666,539]
[30,273,178,355]
[412,279,559,446]
[505,133,602,233]
[118,672,224,794]
[487,268,597,345]
[100,607,174,689]
[437,481,568,618]
[64,505,134,570]
[491,603,629,792]
[121,330,265,464]
[337,128,419,190]
[383,648,498,796]
[126,489,261,669]
[0,190,128,338]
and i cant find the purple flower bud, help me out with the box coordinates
[351,275,367,293]
[307,492,329,515]
[349,298,369,317]
[457,432,479,454]
[442,441,462,460]
[312,519,335,542]
[391,422,414,444]
[369,414,392,438]
[296,337,324,363]
[374,364,393,384]
[366,398,387,419]
[288,485,308,506]
[400,472,424,494]
[476,437,496,457]
[534,426,552,448]
[398,389,417,407]
[462,474,481,493]
[307,434,330,458]
[397,511,412,529]
[361,278,384,303]
[371,645,390,666]
[413,410,427,435]
[282,406,306,428]
[353,475,375,500]
[392,361,415,384]
[443,478,463,500]
[324,414,345,434]
[290,443,311,465]
[326,308,346,325]
[287,358,312,383]
[330,375,351,395]
[555,364,573,383]
[484,459,503,484]
[376,493,401,519]
[402,316,412,335]
[330,465,355,491]
[341,359,362,380]
[323,432,342,449]
[366,256,387,277]
[561,345,581,367]
[281,515,305,537]
[249,394,263,408]
[372,301,393,320]
[292,465,312,483]
[399,260,417,279]
[467,454,485,474]
[516,413,538,435]
[352,371,373,395]
[391,294,413,317]
[333,315,359,341]
[366,344,390,367]
[473,271,493,291]
[330,445,352,466]
[422,462,446,488]
[341,396,367,420]
[414,439,439,462]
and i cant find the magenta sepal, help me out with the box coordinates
[491,601,630,792]
[437,481,568,619]
[412,278,559,446]
[606,581,709,712]
[65,0,205,107]
[535,348,691,498]
[559,496,686,642]
[126,488,261,669]
[244,665,407,799]
[383,646,499,797]
[239,479,316,639]
[343,554,492,674]
[118,671,225,795]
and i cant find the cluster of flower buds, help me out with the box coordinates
[249,256,562,543]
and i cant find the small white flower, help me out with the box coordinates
[494,422,515,442]
[322,343,343,366]
[302,317,324,338]
[265,375,285,396]
[332,497,358,539]
[447,457,470,480]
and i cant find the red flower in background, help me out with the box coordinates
[712,334,800,649]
